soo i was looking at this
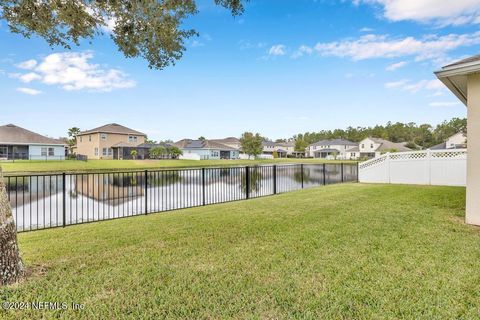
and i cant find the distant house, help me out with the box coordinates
[430,132,467,150]
[210,137,241,150]
[306,139,358,160]
[359,137,412,159]
[0,124,66,160]
[76,123,147,160]
[261,141,297,158]
[174,139,239,160]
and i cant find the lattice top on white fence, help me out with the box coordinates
[359,149,467,170]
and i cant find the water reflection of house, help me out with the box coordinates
[7,175,61,207]
[75,174,144,201]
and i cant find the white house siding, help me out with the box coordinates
[310,144,358,160]
[180,149,239,160]
[446,133,467,148]
[358,138,381,157]
[29,145,65,160]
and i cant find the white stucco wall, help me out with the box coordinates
[466,74,480,225]
[29,145,65,160]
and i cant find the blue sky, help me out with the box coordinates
[1,0,479,141]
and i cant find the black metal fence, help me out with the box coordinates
[5,163,358,232]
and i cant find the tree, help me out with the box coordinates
[198,136,206,141]
[150,146,166,159]
[240,132,263,158]
[272,150,279,158]
[0,167,24,285]
[67,127,81,155]
[130,149,138,160]
[0,0,246,69]
[168,146,182,159]
[0,0,247,286]
[144,136,157,144]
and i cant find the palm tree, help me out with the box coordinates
[130,149,138,160]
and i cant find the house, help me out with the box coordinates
[75,123,146,160]
[0,124,66,160]
[430,132,467,150]
[261,141,298,158]
[174,139,239,160]
[306,139,358,160]
[359,137,412,159]
[209,137,241,150]
[435,54,480,225]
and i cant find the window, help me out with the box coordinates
[89,135,92,142]
[128,136,138,143]
[103,148,107,156]
[41,148,47,156]
[0,147,7,158]
[48,148,54,156]
[351,153,356,157]
[80,136,83,142]
[108,148,113,156]
[361,144,364,148]
[370,144,374,148]
[101,133,108,141]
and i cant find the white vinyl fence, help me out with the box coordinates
[359,149,466,186]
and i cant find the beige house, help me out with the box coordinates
[435,55,480,226]
[359,137,411,159]
[430,132,467,150]
[76,123,146,160]
[306,139,358,159]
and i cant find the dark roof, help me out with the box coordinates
[0,124,65,145]
[262,141,276,147]
[79,123,146,136]
[276,149,288,153]
[313,148,340,153]
[444,55,480,68]
[174,139,237,151]
[210,137,240,144]
[368,137,412,152]
[430,142,447,150]
[310,139,357,147]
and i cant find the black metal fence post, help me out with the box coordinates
[202,168,206,206]
[357,162,359,182]
[62,173,66,227]
[245,166,250,199]
[273,165,277,195]
[301,164,304,188]
[144,170,148,214]
[341,163,344,183]
[323,163,326,185]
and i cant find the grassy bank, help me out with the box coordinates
[2,184,479,319]
[0,158,356,175]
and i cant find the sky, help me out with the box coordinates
[0,0,479,141]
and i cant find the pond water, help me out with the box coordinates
[6,164,357,232]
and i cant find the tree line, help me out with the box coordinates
[292,118,467,151]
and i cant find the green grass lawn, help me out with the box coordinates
[2,184,479,319]
[1,158,356,175]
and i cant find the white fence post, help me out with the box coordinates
[386,153,391,184]
[426,149,431,185]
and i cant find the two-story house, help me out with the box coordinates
[358,137,412,159]
[75,123,146,160]
[174,139,239,160]
[430,132,467,150]
[306,139,358,160]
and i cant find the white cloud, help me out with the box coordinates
[268,44,287,56]
[16,59,37,69]
[291,45,313,59]
[385,79,409,88]
[16,87,42,95]
[13,52,135,92]
[313,32,480,62]
[360,27,374,32]
[386,60,408,71]
[429,101,461,107]
[355,0,480,26]
[385,78,445,93]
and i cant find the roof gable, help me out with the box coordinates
[79,123,146,136]
[0,124,65,145]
